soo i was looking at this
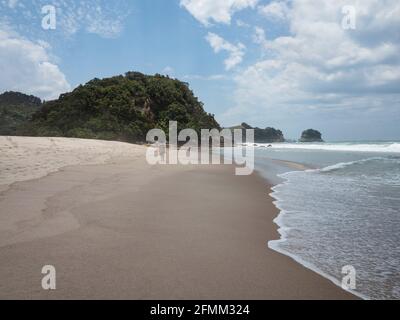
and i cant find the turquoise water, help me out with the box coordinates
[251,141,400,300]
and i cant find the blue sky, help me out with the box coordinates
[1,0,399,140]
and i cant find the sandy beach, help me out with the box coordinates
[0,137,356,299]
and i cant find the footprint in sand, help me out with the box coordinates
[5,137,19,148]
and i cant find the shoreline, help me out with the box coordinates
[256,161,366,300]
[0,137,357,299]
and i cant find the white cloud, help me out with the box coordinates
[0,1,131,39]
[252,26,267,46]
[7,0,18,9]
[60,2,129,38]
[258,1,289,20]
[183,74,228,81]
[180,0,259,25]
[236,19,250,28]
[224,0,400,129]
[162,66,175,75]
[206,32,246,70]
[0,26,70,100]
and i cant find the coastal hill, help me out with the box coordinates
[300,129,324,142]
[8,72,219,143]
[0,91,42,136]
[230,123,285,143]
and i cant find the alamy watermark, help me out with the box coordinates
[40,4,358,32]
[341,265,356,290]
[146,121,255,176]
[41,5,56,30]
[41,265,56,290]
[342,5,357,30]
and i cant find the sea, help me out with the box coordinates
[248,141,400,300]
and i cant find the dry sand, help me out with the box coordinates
[0,136,144,188]
[0,137,356,299]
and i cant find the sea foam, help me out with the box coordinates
[247,142,400,153]
[266,155,400,300]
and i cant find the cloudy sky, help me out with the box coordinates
[1,0,399,140]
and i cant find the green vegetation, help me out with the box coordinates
[0,91,42,135]
[1,75,292,145]
[300,129,323,142]
[230,123,285,143]
[13,72,219,142]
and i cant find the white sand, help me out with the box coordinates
[0,136,145,247]
[0,136,145,189]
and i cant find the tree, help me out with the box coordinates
[23,72,220,143]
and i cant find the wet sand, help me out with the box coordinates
[0,137,356,299]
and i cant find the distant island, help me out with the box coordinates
[300,129,324,142]
[229,123,285,143]
[0,72,219,143]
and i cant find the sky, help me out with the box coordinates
[0,0,399,140]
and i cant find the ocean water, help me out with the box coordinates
[251,142,400,300]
